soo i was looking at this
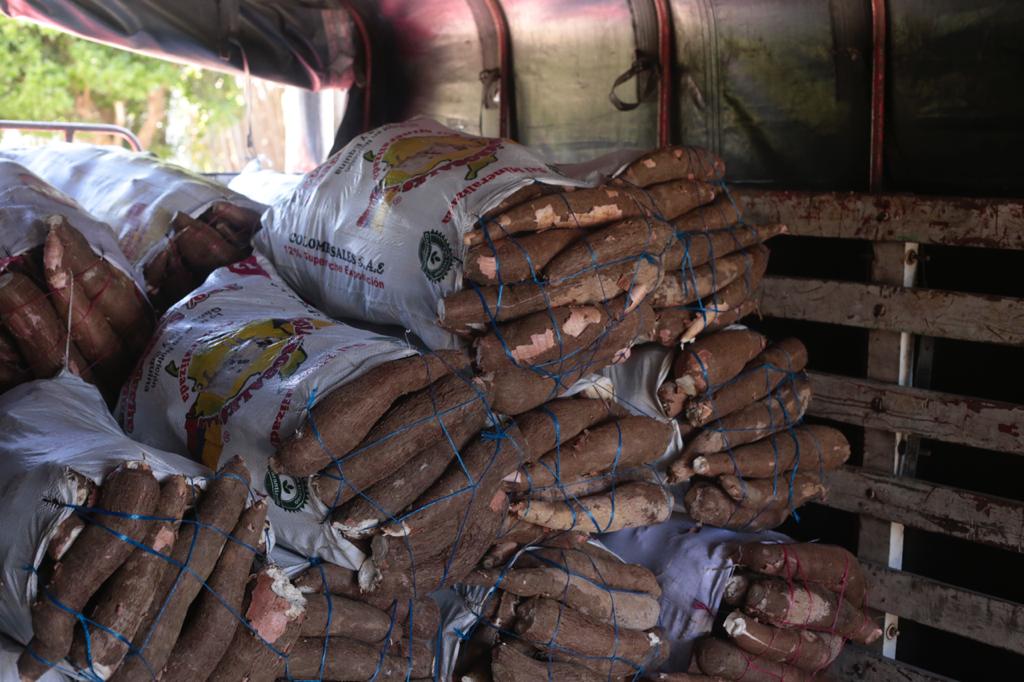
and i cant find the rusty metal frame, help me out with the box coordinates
[0,120,143,151]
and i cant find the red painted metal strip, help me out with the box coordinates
[869,0,887,192]
[343,1,372,133]
[482,0,512,139]
[654,0,673,146]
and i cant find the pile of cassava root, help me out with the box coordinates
[691,541,879,680]
[142,203,261,310]
[269,351,676,602]
[455,539,668,681]
[439,147,784,407]
[659,328,850,531]
[20,457,439,682]
[0,219,152,400]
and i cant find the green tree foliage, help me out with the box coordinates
[0,14,242,159]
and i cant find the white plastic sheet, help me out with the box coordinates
[0,144,264,267]
[0,160,143,292]
[0,374,209,648]
[116,254,425,568]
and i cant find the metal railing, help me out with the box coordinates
[0,120,142,151]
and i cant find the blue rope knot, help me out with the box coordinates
[481,427,508,442]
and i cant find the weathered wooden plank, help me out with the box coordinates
[733,188,1024,250]
[859,242,909,657]
[862,563,1024,655]
[761,276,1024,346]
[831,645,957,682]
[822,467,1024,553]
[807,371,1024,456]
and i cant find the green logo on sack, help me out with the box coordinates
[265,469,309,512]
[418,230,454,282]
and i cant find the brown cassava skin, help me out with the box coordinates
[482,183,557,220]
[199,201,263,243]
[44,515,85,565]
[668,196,743,234]
[682,483,789,531]
[330,403,488,537]
[149,238,197,310]
[285,636,433,681]
[292,565,440,641]
[207,566,306,682]
[0,271,92,381]
[734,542,867,608]
[686,338,809,427]
[369,454,517,595]
[512,481,673,533]
[273,350,467,476]
[382,423,528,544]
[141,245,169,299]
[159,499,269,682]
[485,302,655,416]
[465,228,584,285]
[695,637,813,682]
[470,567,660,629]
[474,297,628,374]
[682,374,812,457]
[513,397,614,462]
[678,286,762,345]
[651,244,768,310]
[723,610,843,672]
[300,593,396,642]
[171,212,249,274]
[45,473,97,563]
[68,475,188,677]
[543,216,676,283]
[522,416,673,488]
[515,469,622,502]
[652,307,696,347]
[663,223,785,272]
[322,374,492,509]
[466,180,715,247]
[0,325,29,390]
[620,146,726,187]
[744,578,881,645]
[111,457,251,682]
[658,379,688,417]
[658,276,755,346]
[493,519,589,549]
[491,642,605,682]
[44,264,128,388]
[719,472,825,508]
[439,255,662,334]
[548,648,654,678]
[42,220,108,301]
[45,218,152,353]
[482,528,590,569]
[514,597,665,666]
[20,463,158,682]
[493,588,520,633]
[520,546,661,597]
[692,425,850,481]
[645,674,730,682]
[723,573,751,607]
[673,330,768,398]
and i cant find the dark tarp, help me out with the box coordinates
[0,0,357,90]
